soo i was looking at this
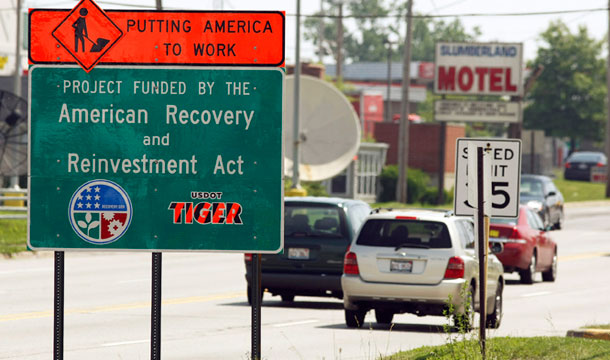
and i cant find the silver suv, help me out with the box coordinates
[342,209,504,329]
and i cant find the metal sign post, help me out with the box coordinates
[251,254,262,360]
[476,146,487,359]
[151,252,162,360]
[53,251,64,360]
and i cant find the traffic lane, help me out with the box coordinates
[551,206,610,258]
[497,251,610,337]
[166,296,449,359]
[1,294,448,359]
[0,252,245,315]
[0,252,247,360]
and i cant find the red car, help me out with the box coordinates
[489,205,557,284]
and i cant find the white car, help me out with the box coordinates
[342,209,504,329]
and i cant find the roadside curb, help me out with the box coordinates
[566,329,610,341]
[564,200,610,209]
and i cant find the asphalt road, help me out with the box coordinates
[1,203,609,359]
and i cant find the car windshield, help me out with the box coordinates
[568,152,604,163]
[520,178,544,197]
[284,204,346,238]
[356,219,451,249]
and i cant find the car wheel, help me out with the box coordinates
[375,309,394,325]
[453,285,475,332]
[554,210,563,230]
[280,294,295,302]
[345,308,366,328]
[247,285,264,306]
[486,282,503,329]
[520,252,537,284]
[542,249,558,282]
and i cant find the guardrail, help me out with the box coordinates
[0,188,27,220]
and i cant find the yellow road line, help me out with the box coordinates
[559,252,610,262]
[0,291,243,322]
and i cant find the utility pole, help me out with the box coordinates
[10,0,21,188]
[385,40,393,123]
[290,0,303,192]
[397,0,413,203]
[606,0,610,197]
[318,0,324,64]
[336,1,344,83]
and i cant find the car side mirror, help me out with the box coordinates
[490,241,504,255]
[546,191,556,197]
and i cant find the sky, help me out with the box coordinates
[16,0,610,63]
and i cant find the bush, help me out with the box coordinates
[378,165,453,205]
[284,178,329,197]
[421,187,454,205]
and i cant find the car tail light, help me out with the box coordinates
[597,162,605,167]
[444,256,465,279]
[343,251,359,275]
[395,216,417,220]
[565,163,571,169]
[244,253,252,262]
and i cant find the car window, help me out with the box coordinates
[456,220,475,249]
[356,219,452,249]
[520,178,544,197]
[544,180,557,194]
[530,210,544,230]
[568,152,605,163]
[285,204,347,238]
[525,208,544,230]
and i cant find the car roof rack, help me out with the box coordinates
[370,207,454,217]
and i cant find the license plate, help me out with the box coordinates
[390,260,413,272]
[579,164,587,169]
[288,247,310,260]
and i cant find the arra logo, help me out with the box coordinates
[68,179,132,244]
[168,201,243,225]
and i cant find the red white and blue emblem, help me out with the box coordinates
[68,179,132,244]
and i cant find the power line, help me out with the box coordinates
[289,7,608,19]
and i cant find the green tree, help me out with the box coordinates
[411,17,480,62]
[304,1,480,63]
[524,20,606,151]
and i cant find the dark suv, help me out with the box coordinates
[244,196,371,304]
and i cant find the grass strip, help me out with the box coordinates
[382,336,610,360]
[0,217,27,256]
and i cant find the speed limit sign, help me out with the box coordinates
[454,138,522,217]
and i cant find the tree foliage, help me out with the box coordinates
[524,21,606,148]
[303,0,480,63]
[411,18,480,61]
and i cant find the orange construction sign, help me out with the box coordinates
[30,5,285,70]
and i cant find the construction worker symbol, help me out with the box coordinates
[52,0,123,72]
[73,8,110,53]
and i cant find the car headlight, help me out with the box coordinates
[526,200,543,212]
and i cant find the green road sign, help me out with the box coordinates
[28,65,284,252]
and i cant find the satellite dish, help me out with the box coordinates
[284,75,361,181]
[0,90,28,177]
